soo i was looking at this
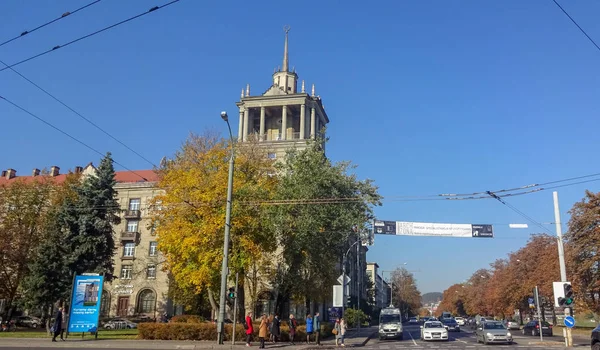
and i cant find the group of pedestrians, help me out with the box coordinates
[245,312,324,348]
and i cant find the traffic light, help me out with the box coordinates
[558,283,573,306]
[228,287,236,299]
[345,295,351,307]
[563,283,574,305]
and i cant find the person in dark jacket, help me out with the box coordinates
[52,307,64,342]
[271,315,280,342]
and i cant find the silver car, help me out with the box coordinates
[476,321,513,345]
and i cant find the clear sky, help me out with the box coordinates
[1,1,599,294]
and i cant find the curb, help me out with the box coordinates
[528,341,567,347]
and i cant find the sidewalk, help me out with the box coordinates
[0,327,377,349]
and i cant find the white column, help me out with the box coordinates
[281,105,287,140]
[259,107,265,141]
[310,107,316,138]
[238,110,244,141]
[300,104,306,139]
[243,109,249,142]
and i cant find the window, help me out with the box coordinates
[123,243,135,257]
[149,242,158,256]
[267,153,276,159]
[147,264,156,279]
[120,265,132,279]
[137,289,156,313]
[100,291,111,317]
[129,198,141,211]
[127,220,139,232]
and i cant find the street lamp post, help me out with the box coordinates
[342,240,361,318]
[217,111,235,345]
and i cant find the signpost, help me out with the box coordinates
[564,316,575,328]
[528,297,535,309]
[67,274,104,339]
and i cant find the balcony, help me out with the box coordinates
[120,231,139,242]
[257,132,305,141]
[124,209,141,219]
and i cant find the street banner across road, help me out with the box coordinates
[68,274,104,333]
[373,220,493,238]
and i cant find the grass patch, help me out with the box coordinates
[0,328,138,339]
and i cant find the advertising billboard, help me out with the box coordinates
[373,220,493,238]
[68,274,104,333]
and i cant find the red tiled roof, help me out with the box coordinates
[0,169,158,186]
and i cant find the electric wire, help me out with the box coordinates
[552,0,600,54]
[0,59,156,167]
[0,0,102,48]
[0,94,150,181]
[486,191,555,236]
[0,0,181,73]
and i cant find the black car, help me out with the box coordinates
[592,324,600,350]
[522,320,552,337]
[441,318,460,332]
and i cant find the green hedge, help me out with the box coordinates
[138,322,333,341]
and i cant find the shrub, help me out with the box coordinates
[344,309,368,328]
[138,320,335,340]
[169,315,204,323]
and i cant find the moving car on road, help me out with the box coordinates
[441,318,460,332]
[455,317,465,326]
[476,321,513,345]
[409,317,418,325]
[506,320,520,330]
[420,321,449,341]
[591,324,600,350]
[379,307,403,340]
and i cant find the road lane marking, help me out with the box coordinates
[408,329,418,346]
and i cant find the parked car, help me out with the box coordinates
[420,321,449,341]
[16,316,41,328]
[522,320,552,337]
[103,318,137,329]
[476,321,513,345]
[506,320,520,330]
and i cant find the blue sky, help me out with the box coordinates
[1,0,599,294]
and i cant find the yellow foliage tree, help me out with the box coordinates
[151,133,277,315]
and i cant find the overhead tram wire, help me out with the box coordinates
[0,0,102,48]
[0,60,156,167]
[486,191,555,236]
[552,0,600,54]
[0,94,150,182]
[0,0,181,73]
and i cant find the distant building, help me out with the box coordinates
[366,263,391,310]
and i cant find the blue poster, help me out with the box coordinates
[68,275,104,333]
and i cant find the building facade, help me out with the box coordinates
[0,165,172,320]
[366,263,391,309]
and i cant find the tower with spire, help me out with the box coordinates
[235,26,329,159]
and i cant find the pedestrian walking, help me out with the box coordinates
[60,307,68,340]
[271,314,280,343]
[305,314,313,344]
[245,312,254,346]
[288,314,297,345]
[339,317,347,347]
[334,318,342,347]
[51,307,63,342]
[268,314,274,343]
[314,312,321,346]
[259,314,268,349]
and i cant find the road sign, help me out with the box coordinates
[528,297,534,304]
[564,316,575,328]
[337,274,350,285]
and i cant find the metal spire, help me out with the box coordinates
[282,25,290,72]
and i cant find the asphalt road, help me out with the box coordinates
[368,324,589,349]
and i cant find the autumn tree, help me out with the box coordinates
[390,267,421,317]
[20,173,81,328]
[566,190,600,313]
[152,133,277,318]
[437,283,467,316]
[0,176,55,317]
[267,137,381,313]
[463,269,492,316]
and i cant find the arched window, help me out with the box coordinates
[137,289,156,314]
[100,290,111,317]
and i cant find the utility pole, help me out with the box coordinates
[232,272,239,345]
[534,286,543,342]
[553,191,572,347]
[356,237,361,332]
